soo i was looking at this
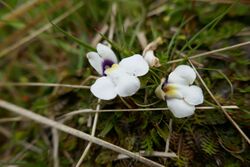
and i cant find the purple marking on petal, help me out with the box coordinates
[161,78,168,90]
[102,59,114,76]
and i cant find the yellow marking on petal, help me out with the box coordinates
[105,64,119,75]
[162,84,178,98]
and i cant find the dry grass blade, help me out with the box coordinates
[167,41,250,64]
[91,24,109,46]
[52,127,59,167]
[0,1,84,58]
[0,82,90,89]
[62,105,239,118]
[165,119,172,153]
[194,0,250,4]
[0,117,22,123]
[117,151,177,160]
[0,99,164,167]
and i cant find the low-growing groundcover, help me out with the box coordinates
[0,0,250,167]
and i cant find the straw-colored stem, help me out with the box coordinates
[117,151,177,160]
[52,127,59,167]
[167,41,250,64]
[62,105,239,118]
[0,82,90,89]
[0,117,22,123]
[165,119,172,153]
[0,99,164,167]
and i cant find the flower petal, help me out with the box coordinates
[97,43,118,63]
[90,77,117,100]
[119,54,149,76]
[168,65,196,85]
[86,52,103,75]
[167,99,195,118]
[115,75,140,97]
[182,85,204,105]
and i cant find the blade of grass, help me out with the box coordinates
[50,21,95,51]
[166,15,195,58]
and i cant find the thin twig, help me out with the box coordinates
[52,125,59,167]
[19,140,42,154]
[177,52,250,145]
[167,41,250,64]
[194,0,250,4]
[81,75,99,85]
[0,99,164,167]
[11,139,41,162]
[75,99,101,167]
[0,1,84,57]
[0,126,11,138]
[165,119,172,153]
[108,3,117,42]
[137,31,148,49]
[0,82,90,89]
[117,151,177,160]
[147,5,167,17]
[91,24,109,46]
[61,105,239,118]
[0,116,22,123]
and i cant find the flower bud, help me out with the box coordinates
[143,50,161,67]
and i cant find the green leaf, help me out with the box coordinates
[98,120,114,137]
[155,125,169,141]
[238,86,250,93]
[95,150,117,164]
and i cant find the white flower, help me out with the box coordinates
[87,43,149,100]
[143,50,161,67]
[155,65,204,118]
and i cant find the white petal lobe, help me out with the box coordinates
[168,65,196,85]
[182,85,204,105]
[90,77,117,100]
[97,43,118,63]
[86,52,103,75]
[167,99,195,118]
[115,75,140,97]
[119,54,149,76]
